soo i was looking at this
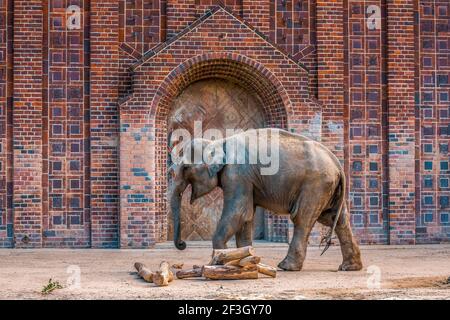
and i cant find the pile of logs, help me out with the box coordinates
[134,246,276,286]
[134,261,175,287]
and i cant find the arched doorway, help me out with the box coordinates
[150,55,290,243]
[167,78,266,240]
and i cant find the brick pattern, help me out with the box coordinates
[119,8,321,247]
[120,0,161,54]
[344,1,389,244]
[90,0,120,248]
[273,0,310,55]
[271,0,318,98]
[166,0,242,38]
[387,0,416,244]
[0,0,12,248]
[12,0,44,248]
[242,0,270,34]
[0,0,449,247]
[316,0,345,159]
[41,0,91,247]
[416,0,450,242]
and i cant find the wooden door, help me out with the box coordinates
[168,78,265,240]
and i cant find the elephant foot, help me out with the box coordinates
[338,260,363,271]
[278,256,303,271]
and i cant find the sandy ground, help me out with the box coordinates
[0,241,449,300]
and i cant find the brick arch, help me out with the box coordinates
[151,52,291,126]
[151,53,292,241]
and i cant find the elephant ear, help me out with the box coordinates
[207,163,224,177]
[205,142,225,177]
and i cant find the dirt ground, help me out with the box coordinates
[0,241,449,300]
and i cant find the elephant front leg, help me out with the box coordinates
[213,210,252,249]
[235,220,253,248]
[212,183,253,249]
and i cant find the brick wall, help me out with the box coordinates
[316,0,345,159]
[386,0,417,244]
[90,0,120,248]
[42,0,92,248]
[0,0,13,248]
[0,0,448,248]
[119,8,321,247]
[344,0,389,244]
[13,0,44,248]
[242,0,270,35]
[415,0,450,243]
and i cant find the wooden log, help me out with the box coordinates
[210,246,256,265]
[134,262,153,283]
[224,259,240,267]
[238,255,261,267]
[153,261,174,286]
[171,263,184,269]
[257,263,277,278]
[202,265,258,280]
[176,267,203,279]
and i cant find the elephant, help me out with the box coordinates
[168,128,362,271]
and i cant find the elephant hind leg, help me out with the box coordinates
[278,190,325,271]
[318,204,363,271]
[236,220,253,248]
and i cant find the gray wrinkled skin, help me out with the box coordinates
[168,129,362,271]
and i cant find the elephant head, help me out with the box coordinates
[168,138,225,250]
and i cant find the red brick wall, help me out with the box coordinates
[344,0,389,244]
[166,0,242,38]
[242,0,270,34]
[415,0,450,243]
[0,0,448,248]
[42,0,92,248]
[0,0,13,248]
[13,0,44,248]
[119,8,321,247]
[90,0,120,248]
[316,0,345,160]
[386,0,416,244]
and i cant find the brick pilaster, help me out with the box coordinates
[316,0,345,161]
[12,0,43,248]
[386,0,416,244]
[90,0,120,248]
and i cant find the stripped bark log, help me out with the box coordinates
[257,263,277,278]
[176,267,203,279]
[153,261,174,286]
[134,262,153,283]
[209,246,256,265]
[203,264,258,280]
[171,263,184,269]
[238,255,261,267]
[224,259,241,267]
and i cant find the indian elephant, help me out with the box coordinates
[168,128,362,271]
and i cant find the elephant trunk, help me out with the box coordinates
[170,187,187,250]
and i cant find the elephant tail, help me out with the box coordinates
[320,169,346,256]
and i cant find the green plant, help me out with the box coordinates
[41,278,63,295]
